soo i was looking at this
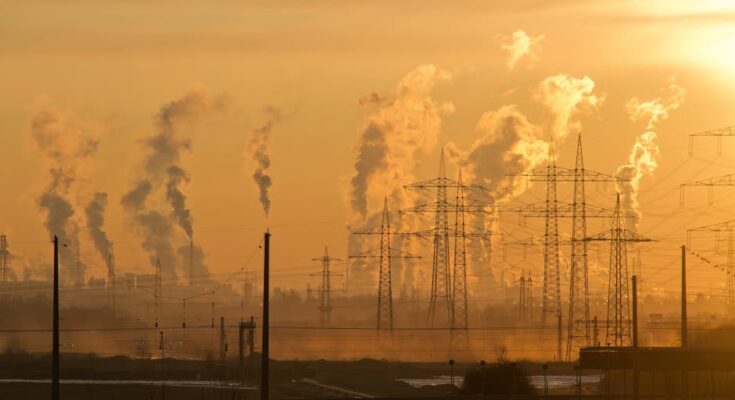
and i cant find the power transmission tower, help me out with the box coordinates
[504,133,626,360]
[311,247,342,326]
[544,141,562,360]
[680,173,735,205]
[0,235,9,283]
[687,220,735,317]
[107,242,116,314]
[452,171,468,329]
[402,152,491,328]
[427,152,451,327]
[154,259,162,328]
[688,125,735,156]
[568,134,590,361]
[351,198,420,331]
[585,194,652,346]
[518,270,533,323]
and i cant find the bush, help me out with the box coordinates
[460,362,536,395]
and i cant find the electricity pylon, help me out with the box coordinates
[518,269,533,323]
[506,133,626,360]
[351,198,420,331]
[688,125,735,157]
[402,151,490,328]
[687,220,735,317]
[585,194,651,346]
[311,247,342,326]
[680,173,735,206]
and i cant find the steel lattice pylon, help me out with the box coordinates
[542,141,563,360]
[586,194,651,346]
[518,270,533,323]
[451,170,468,330]
[350,198,420,331]
[377,201,393,330]
[566,134,591,360]
[311,247,342,326]
[428,153,452,327]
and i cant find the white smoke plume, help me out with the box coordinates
[447,105,548,288]
[616,82,686,228]
[31,103,98,286]
[534,74,604,139]
[448,74,604,292]
[500,30,544,70]
[85,192,112,269]
[349,64,454,291]
[121,89,226,279]
[247,106,283,218]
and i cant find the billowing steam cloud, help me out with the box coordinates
[349,64,454,291]
[247,106,283,218]
[121,89,226,280]
[500,30,544,70]
[534,74,604,139]
[616,82,686,228]
[85,192,112,269]
[31,103,98,286]
[447,74,604,292]
[166,166,192,238]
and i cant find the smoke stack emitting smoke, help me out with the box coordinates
[85,192,112,270]
[121,89,226,280]
[616,82,686,229]
[31,103,98,285]
[247,106,283,218]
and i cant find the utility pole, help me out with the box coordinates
[107,242,116,315]
[159,331,166,400]
[52,236,60,400]
[154,259,162,328]
[219,316,227,363]
[189,238,194,286]
[0,235,9,283]
[585,194,652,346]
[261,230,270,400]
[681,245,687,348]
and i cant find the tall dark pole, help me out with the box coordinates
[261,231,270,400]
[52,236,59,400]
[681,245,687,348]
[632,275,639,400]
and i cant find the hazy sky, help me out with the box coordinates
[2,0,735,300]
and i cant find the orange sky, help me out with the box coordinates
[2,0,735,303]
